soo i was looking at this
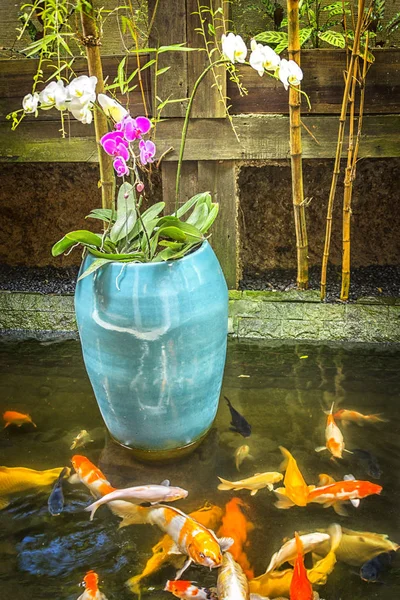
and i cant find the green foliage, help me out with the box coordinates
[53,190,219,278]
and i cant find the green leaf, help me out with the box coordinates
[158,240,184,250]
[129,202,166,240]
[52,230,102,257]
[110,182,137,244]
[174,192,212,218]
[117,56,127,93]
[318,30,346,48]
[156,66,171,76]
[200,203,219,233]
[299,28,313,47]
[274,40,289,54]
[88,248,145,261]
[78,258,110,281]
[254,31,288,45]
[155,241,200,262]
[158,226,187,242]
[86,208,116,223]
[172,221,204,241]
[186,202,209,229]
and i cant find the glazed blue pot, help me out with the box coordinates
[74,241,228,457]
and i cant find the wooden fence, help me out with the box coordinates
[0,0,400,287]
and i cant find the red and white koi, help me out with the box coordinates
[307,474,382,516]
[333,409,388,427]
[164,580,217,600]
[315,403,349,459]
[77,570,107,600]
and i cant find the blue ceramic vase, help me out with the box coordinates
[74,241,228,459]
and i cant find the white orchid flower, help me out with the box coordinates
[39,80,68,110]
[278,58,303,90]
[249,40,281,76]
[67,75,97,105]
[221,32,247,64]
[97,93,128,122]
[22,92,40,115]
[68,98,93,124]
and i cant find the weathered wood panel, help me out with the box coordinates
[228,49,400,115]
[1,114,399,161]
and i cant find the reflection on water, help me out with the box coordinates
[0,337,400,599]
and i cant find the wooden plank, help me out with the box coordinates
[148,0,188,117]
[197,160,240,288]
[1,114,399,161]
[0,55,150,120]
[228,49,400,115]
[186,0,227,118]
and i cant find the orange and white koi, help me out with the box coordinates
[77,570,107,600]
[333,409,388,427]
[70,455,116,498]
[307,474,382,516]
[85,481,188,520]
[218,497,255,579]
[273,447,312,509]
[217,551,250,600]
[3,410,36,428]
[290,532,313,600]
[315,403,349,459]
[164,580,217,600]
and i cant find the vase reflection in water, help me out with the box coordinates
[74,241,228,460]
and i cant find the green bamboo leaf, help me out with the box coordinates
[110,182,137,244]
[78,258,110,281]
[117,56,127,93]
[318,30,346,48]
[52,230,102,257]
[156,66,171,76]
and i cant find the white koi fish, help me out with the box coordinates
[266,530,332,573]
[218,472,283,495]
[217,551,250,599]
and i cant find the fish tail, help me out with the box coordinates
[332,501,348,517]
[118,505,151,528]
[125,575,142,595]
[295,531,304,555]
[329,402,335,414]
[327,523,342,552]
[369,414,389,423]
[217,477,234,491]
[3,422,10,429]
[85,499,102,521]
[278,446,291,471]
[224,396,232,408]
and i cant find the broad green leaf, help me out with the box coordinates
[155,241,200,262]
[110,182,137,243]
[158,226,187,242]
[158,240,184,250]
[174,192,212,218]
[88,248,145,261]
[254,31,288,45]
[129,202,166,239]
[200,203,219,233]
[78,258,110,281]
[172,220,204,241]
[275,40,289,54]
[186,202,209,229]
[52,230,102,257]
[318,30,346,48]
[299,28,313,47]
[86,208,116,223]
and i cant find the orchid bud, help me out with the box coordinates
[136,182,145,193]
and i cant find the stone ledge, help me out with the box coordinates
[0,290,399,343]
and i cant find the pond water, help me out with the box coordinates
[0,337,399,599]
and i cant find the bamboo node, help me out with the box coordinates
[81,34,102,47]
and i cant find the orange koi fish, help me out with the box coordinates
[315,403,349,459]
[164,580,217,600]
[217,497,255,579]
[307,475,382,516]
[290,532,314,600]
[333,409,388,427]
[273,447,312,509]
[77,570,107,600]
[3,411,36,428]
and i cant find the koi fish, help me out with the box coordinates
[217,551,250,600]
[77,570,107,600]
[164,580,217,600]
[273,447,312,509]
[315,403,349,459]
[126,504,224,594]
[48,466,70,516]
[360,551,395,582]
[70,430,94,450]
[307,474,382,516]
[0,465,66,510]
[333,409,388,427]
[85,480,188,520]
[3,410,36,428]
[290,532,313,600]
[351,449,382,479]
[313,527,399,566]
[249,524,342,598]
[218,472,283,495]
[218,497,255,579]
[225,396,252,438]
[266,531,331,573]
[235,445,252,471]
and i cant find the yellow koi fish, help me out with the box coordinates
[273,447,312,509]
[235,445,252,471]
[217,551,250,600]
[218,472,283,495]
[126,504,223,594]
[0,465,67,510]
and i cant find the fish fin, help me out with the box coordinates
[250,489,258,496]
[218,537,234,551]
[274,490,295,510]
[332,502,348,517]
[318,474,334,486]
[125,575,142,595]
[329,402,335,414]
[278,446,291,472]
[224,396,232,407]
[350,498,360,508]
[174,558,192,580]
[315,446,327,453]
[167,542,183,555]
[344,449,353,454]
[344,474,356,481]
[266,552,278,573]
[327,523,342,552]
[160,479,170,486]
[0,497,10,510]
[68,473,81,485]
[3,422,10,428]
[266,484,274,491]
[229,427,239,434]
[84,500,101,521]
[217,477,233,491]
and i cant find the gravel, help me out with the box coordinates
[0,264,79,295]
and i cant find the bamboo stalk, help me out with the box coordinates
[320,0,365,300]
[80,2,115,210]
[340,33,370,300]
[287,0,308,290]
